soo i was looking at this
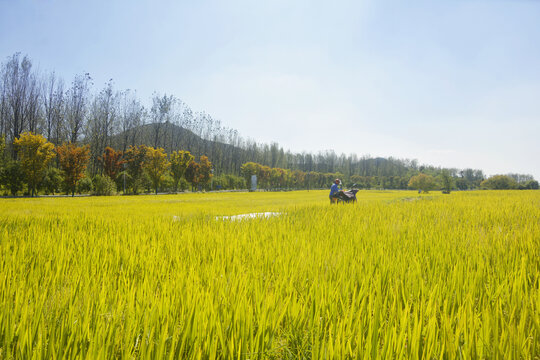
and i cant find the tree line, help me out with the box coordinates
[0,132,219,196]
[0,52,537,196]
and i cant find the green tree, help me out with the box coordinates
[0,161,25,195]
[76,176,93,194]
[0,136,5,163]
[92,174,117,196]
[408,173,437,193]
[240,162,260,188]
[144,147,170,195]
[440,169,454,194]
[521,180,539,190]
[124,145,147,194]
[42,167,63,195]
[258,165,271,190]
[170,150,193,192]
[481,175,518,190]
[0,136,5,192]
[455,178,468,191]
[270,168,283,189]
[14,132,56,196]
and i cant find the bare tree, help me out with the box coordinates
[65,73,91,144]
[0,62,7,139]
[86,80,119,175]
[169,99,188,152]
[1,53,42,152]
[117,90,145,151]
[25,72,42,134]
[42,72,66,145]
[150,93,176,148]
[181,106,194,150]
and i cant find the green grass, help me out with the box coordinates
[0,190,538,358]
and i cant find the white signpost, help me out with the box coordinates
[250,175,257,192]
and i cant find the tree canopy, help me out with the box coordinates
[57,143,90,196]
[170,150,194,192]
[13,132,55,196]
[144,147,170,195]
[481,175,518,190]
[408,173,437,193]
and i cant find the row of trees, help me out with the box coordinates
[1,133,537,196]
[239,161,458,192]
[240,162,344,190]
[241,161,539,193]
[0,53,241,176]
[407,172,539,193]
[0,133,85,196]
[0,132,216,196]
[1,52,537,194]
[480,175,538,190]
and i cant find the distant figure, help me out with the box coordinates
[329,179,340,204]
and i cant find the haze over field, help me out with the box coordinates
[1,0,539,179]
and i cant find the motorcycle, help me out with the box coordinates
[332,184,359,203]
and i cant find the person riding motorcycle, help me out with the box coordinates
[329,179,341,204]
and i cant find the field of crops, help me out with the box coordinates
[0,190,539,358]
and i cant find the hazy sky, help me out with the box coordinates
[1,0,539,178]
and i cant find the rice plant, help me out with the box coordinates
[0,190,538,358]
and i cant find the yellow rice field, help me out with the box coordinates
[0,190,539,358]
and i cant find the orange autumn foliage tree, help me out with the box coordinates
[57,143,90,196]
[185,160,201,191]
[99,147,124,182]
[199,155,213,190]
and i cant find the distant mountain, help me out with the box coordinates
[111,122,249,174]
[110,123,487,188]
[114,122,244,156]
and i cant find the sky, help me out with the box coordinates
[1,0,539,179]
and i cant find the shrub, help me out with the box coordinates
[77,176,93,194]
[41,167,62,195]
[212,174,229,190]
[0,161,25,196]
[439,169,454,194]
[213,174,246,190]
[408,173,437,193]
[92,175,117,196]
[178,178,189,192]
[141,173,153,194]
[161,174,175,193]
[481,175,518,190]
[518,180,539,190]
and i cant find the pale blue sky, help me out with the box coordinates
[1,0,539,178]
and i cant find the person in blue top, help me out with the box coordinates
[329,178,341,204]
